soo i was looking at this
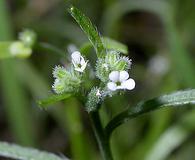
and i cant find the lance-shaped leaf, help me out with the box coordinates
[69,6,106,58]
[0,141,69,160]
[38,93,71,108]
[105,89,195,138]
[80,37,128,55]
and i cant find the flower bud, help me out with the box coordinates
[52,66,81,94]
[115,60,126,71]
[115,57,132,71]
[85,88,102,112]
[52,79,66,94]
[96,58,110,82]
[53,66,67,79]
[105,51,119,66]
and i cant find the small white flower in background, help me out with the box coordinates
[71,51,88,72]
[107,71,135,91]
[9,41,32,58]
[19,29,36,47]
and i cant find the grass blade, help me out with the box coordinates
[146,110,195,160]
[0,0,36,146]
[69,6,106,58]
[0,142,69,160]
[105,89,195,137]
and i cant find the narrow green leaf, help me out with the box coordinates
[0,41,13,59]
[105,89,195,137]
[69,6,106,58]
[38,93,72,108]
[0,141,69,160]
[80,37,128,55]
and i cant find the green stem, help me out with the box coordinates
[89,111,113,160]
[36,42,65,57]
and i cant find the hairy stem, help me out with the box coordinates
[90,111,113,160]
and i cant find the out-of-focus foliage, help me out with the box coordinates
[0,0,195,160]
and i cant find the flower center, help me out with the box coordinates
[116,81,121,86]
[77,63,82,68]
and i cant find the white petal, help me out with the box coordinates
[109,71,119,82]
[80,56,86,65]
[96,90,101,96]
[119,71,129,82]
[71,51,81,64]
[116,85,124,90]
[80,61,88,72]
[107,82,117,91]
[75,67,83,72]
[121,78,135,90]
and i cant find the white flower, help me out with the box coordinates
[71,51,87,72]
[96,89,101,97]
[107,71,135,91]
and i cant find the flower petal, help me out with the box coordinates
[107,82,117,91]
[119,71,129,82]
[80,56,86,65]
[80,61,88,72]
[116,85,124,90]
[121,78,135,90]
[71,51,81,64]
[75,67,83,72]
[109,71,119,82]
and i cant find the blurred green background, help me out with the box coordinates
[0,0,195,160]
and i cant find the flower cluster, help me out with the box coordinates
[52,51,87,94]
[96,50,135,94]
[52,49,135,112]
[96,51,132,82]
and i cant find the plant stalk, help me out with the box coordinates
[90,111,113,160]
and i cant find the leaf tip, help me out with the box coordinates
[68,5,75,14]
